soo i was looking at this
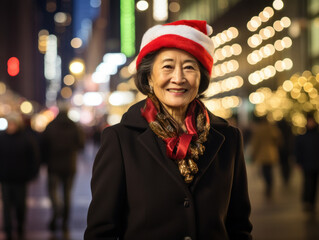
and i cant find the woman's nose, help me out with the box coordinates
[171,67,185,84]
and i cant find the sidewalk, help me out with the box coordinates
[248,163,319,240]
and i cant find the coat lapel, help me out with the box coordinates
[122,99,228,191]
[192,126,225,189]
[138,128,189,191]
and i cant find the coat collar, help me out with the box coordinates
[121,99,227,190]
[121,99,230,130]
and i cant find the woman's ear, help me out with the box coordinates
[148,78,154,93]
[148,76,153,87]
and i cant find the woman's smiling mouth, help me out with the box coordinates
[167,89,187,93]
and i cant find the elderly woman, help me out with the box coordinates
[85,20,253,240]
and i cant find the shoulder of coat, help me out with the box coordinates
[120,99,148,130]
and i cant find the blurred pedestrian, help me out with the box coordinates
[41,106,84,238]
[250,116,283,198]
[0,112,40,240]
[277,119,294,186]
[85,20,253,240]
[295,113,319,213]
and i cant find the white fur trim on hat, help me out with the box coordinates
[140,24,214,58]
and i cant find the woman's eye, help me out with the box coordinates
[184,65,195,70]
[163,65,173,69]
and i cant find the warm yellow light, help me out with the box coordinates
[263,7,274,19]
[274,40,284,51]
[283,80,293,92]
[63,74,75,86]
[169,2,180,12]
[263,67,272,78]
[212,65,221,77]
[220,32,227,42]
[0,82,6,95]
[273,20,284,32]
[168,2,181,12]
[272,109,284,121]
[54,12,67,24]
[221,63,227,74]
[69,59,85,75]
[229,27,238,38]
[275,60,284,72]
[267,66,276,77]
[283,58,293,70]
[273,0,284,11]
[249,92,264,104]
[227,61,234,71]
[251,34,262,47]
[70,38,83,48]
[221,48,227,58]
[290,89,301,99]
[232,44,242,55]
[298,76,307,86]
[303,102,314,112]
[38,30,49,54]
[214,35,222,46]
[61,87,73,99]
[282,37,292,48]
[251,17,261,29]
[20,101,33,114]
[247,21,256,32]
[297,92,308,103]
[255,105,266,117]
[292,112,306,127]
[303,82,313,92]
[309,88,318,98]
[249,72,261,85]
[206,82,221,96]
[259,11,268,23]
[264,44,274,56]
[281,16,291,28]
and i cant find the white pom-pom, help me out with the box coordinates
[206,25,213,36]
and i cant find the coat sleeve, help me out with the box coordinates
[226,128,253,240]
[84,127,126,240]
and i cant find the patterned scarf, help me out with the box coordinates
[141,95,210,183]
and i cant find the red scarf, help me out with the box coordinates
[141,97,210,161]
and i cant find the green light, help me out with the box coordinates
[120,0,135,57]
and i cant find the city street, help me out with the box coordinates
[0,141,318,240]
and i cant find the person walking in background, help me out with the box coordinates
[41,105,85,238]
[0,112,40,240]
[85,20,253,240]
[250,116,283,198]
[295,113,319,213]
[277,119,294,186]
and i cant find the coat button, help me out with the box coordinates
[184,198,190,208]
[184,236,192,240]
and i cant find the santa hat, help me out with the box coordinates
[136,20,214,76]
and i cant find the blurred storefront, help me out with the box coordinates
[1,0,319,134]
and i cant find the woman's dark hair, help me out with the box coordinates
[134,50,211,97]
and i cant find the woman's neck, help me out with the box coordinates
[163,105,188,131]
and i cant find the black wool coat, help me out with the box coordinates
[84,100,253,240]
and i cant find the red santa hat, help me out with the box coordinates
[136,20,214,76]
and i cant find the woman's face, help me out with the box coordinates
[148,48,201,115]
